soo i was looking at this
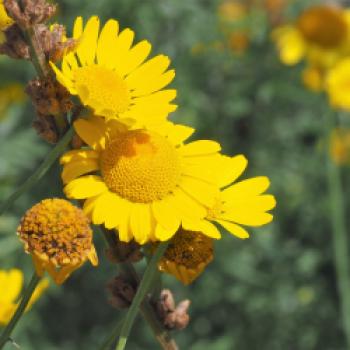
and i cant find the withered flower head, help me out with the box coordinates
[17,198,98,284]
[156,289,191,331]
[0,24,29,59]
[3,0,56,29]
[158,228,214,285]
[107,274,136,309]
[26,76,73,116]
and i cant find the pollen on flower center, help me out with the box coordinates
[73,65,130,116]
[297,6,347,48]
[17,198,94,266]
[101,130,182,203]
[162,229,214,270]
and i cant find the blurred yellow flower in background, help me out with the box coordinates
[0,269,49,326]
[329,128,350,165]
[0,83,26,120]
[273,5,350,68]
[218,0,250,54]
[51,16,176,125]
[326,58,350,110]
[302,65,323,92]
[17,198,98,284]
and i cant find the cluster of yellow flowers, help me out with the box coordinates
[48,16,275,283]
[0,8,276,293]
[273,4,350,109]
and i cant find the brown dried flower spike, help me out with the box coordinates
[17,198,98,284]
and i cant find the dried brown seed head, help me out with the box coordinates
[0,24,29,59]
[4,0,56,28]
[108,275,137,309]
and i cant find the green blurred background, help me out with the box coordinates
[0,0,347,349]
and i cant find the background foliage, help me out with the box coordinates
[0,0,346,349]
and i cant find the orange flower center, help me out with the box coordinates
[297,6,347,48]
[101,130,182,203]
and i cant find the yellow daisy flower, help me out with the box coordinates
[326,58,350,110]
[60,115,246,244]
[0,269,49,326]
[17,198,98,284]
[158,228,213,285]
[273,5,350,68]
[185,157,276,239]
[51,16,176,125]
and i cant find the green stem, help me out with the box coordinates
[99,319,124,350]
[99,228,177,349]
[324,110,350,348]
[116,241,169,350]
[0,126,74,216]
[0,273,41,349]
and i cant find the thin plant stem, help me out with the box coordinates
[0,126,74,216]
[324,109,350,347]
[0,272,41,349]
[99,228,178,350]
[99,319,124,350]
[116,241,169,350]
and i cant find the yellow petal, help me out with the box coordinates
[182,219,221,239]
[155,224,176,241]
[77,16,100,66]
[97,19,119,68]
[126,54,172,94]
[130,203,152,244]
[73,16,83,39]
[217,155,248,188]
[179,140,221,157]
[216,220,250,239]
[50,63,75,94]
[168,189,207,220]
[60,149,99,165]
[61,158,99,184]
[118,40,152,77]
[152,198,181,232]
[110,28,135,73]
[222,176,271,201]
[64,175,108,199]
[180,176,218,207]
[74,117,106,151]
[0,269,23,303]
[165,122,194,145]
[118,201,133,242]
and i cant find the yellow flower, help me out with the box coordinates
[330,128,350,165]
[60,115,247,244]
[0,269,49,326]
[51,16,176,125]
[17,198,98,284]
[190,158,276,239]
[302,65,323,92]
[273,5,350,68]
[158,228,213,285]
[326,58,350,110]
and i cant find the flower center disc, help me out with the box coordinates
[101,130,182,203]
[73,65,130,116]
[297,6,347,48]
